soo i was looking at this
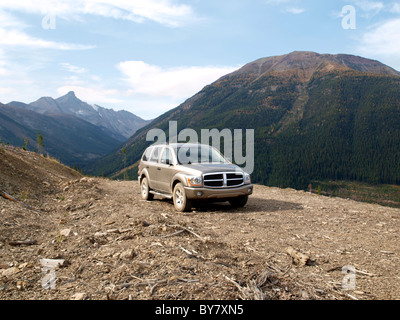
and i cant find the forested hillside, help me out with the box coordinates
[88,52,400,189]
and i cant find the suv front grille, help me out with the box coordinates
[203,172,244,188]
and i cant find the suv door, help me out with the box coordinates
[147,146,162,190]
[157,146,176,193]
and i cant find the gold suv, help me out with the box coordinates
[138,143,253,212]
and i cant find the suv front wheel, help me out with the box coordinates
[229,195,248,208]
[173,183,192,212]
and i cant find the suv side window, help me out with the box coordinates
[142,147,152,161]
[160,147,173,165]
[150,146,161,163]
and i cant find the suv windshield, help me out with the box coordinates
[174,145,227,165]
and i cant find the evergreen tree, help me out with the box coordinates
[36,131,44,154]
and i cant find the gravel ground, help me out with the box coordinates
[1,145,399,300]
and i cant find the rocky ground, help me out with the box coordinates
[1,145,399,300]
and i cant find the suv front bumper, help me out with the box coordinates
[184,184,253,200]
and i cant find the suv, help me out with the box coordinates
[138,143,253,212]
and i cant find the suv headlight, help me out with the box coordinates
[187,176,203,187]
[244,173,251,184]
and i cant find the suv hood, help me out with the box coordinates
[179,163,243,174]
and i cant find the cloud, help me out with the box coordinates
[351,0,384,12]
[265,0,293,4]
[0,0,195,27]
[357,18,400,56]
[283,7,305,14]
[60,63,87,74]
[390,3,400,13]
[117,61,238,100]
[345,2,400,69]
[0,10,94,50]
[0,9,26,28]
[265,0,306,14]
[0,49,10,76]
[345,0,385,18]
[348,0,400,15]
[0,65,10,76]
[0,28,94,50]
[0,87,17,95]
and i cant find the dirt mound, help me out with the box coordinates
[0,145,81,201]
[1,145,400,300]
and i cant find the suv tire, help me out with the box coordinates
[141,177,154,201]
[173,183,192,212]
[229,195,248,208]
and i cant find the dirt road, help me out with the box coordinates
[1,172,399,300]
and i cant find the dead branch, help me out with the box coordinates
[355,269,377,277]
[0,189,40,215]
[224,275,266,300]
[8,239,38,246]
[178,278,199,283]
[0,190,16,202]
[167,224,205,242]
[162,229,185,238]
[286,247,313,267]
[224,275,243,292]
[327,266,377,277]
[180,246,194,255]
[327,266,342,273]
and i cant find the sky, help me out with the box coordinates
[1,0,400,120]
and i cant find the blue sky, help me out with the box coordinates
[1,0,400,120]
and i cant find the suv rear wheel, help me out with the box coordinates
[140,177,153,201]
[173,183,192,212]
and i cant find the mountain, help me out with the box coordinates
[2,91,151,167]
[9,91,151,141]
[88,51,400,188]
[0,102,123,167]
[237,51,399,77]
